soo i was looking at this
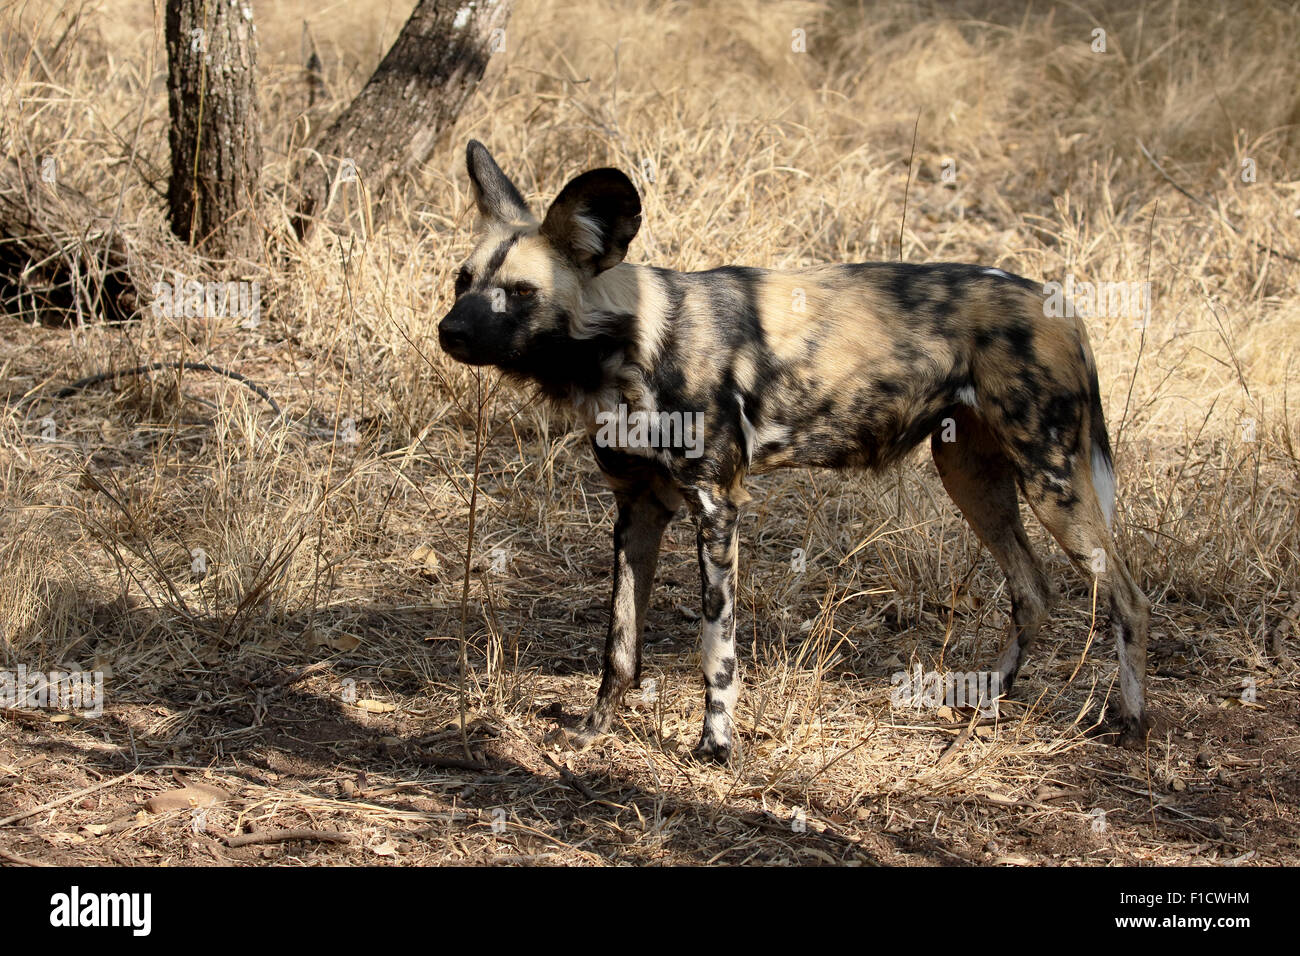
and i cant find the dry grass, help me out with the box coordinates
[0,0,1297,865]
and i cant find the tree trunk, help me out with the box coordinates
[0,156,139,324]
[293,0,512,240]
[165,0,262,259]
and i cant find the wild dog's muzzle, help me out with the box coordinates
[438,295,502,366]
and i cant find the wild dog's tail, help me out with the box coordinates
[1086,356,1116,528]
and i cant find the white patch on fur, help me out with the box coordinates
[956,385,978,408]
[570,212,606,257]
[982,268,1011,279]
[610,557,638,673]
[566,265,681,452]
[1114,622,1144,717]
[583,264,671,364]
[703,558,733,620]
[736,393,758,465]
[582,370,677,465]
[996,640,1022,685]
[1092,444,1116,527]
[747,421,791,468]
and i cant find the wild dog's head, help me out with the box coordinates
[438,141,641,391]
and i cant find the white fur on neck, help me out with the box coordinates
[567,264,671,450]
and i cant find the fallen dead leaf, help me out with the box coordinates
[328,633,362,652]
[409,545,441,574]
[307,630,363,652]
[144,782,230,813]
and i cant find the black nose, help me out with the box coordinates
[438,317,468,354]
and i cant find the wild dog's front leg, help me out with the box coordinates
[689,489,742,762]
[577,485,675,744]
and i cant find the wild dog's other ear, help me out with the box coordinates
[540,168,641,275]
[466,140,533,224]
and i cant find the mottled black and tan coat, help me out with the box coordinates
[438,141,1151,761]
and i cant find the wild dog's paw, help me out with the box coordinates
[1091,710,1151,749]
[546,724,600,751]
[1117,712,1152,750]
[549,710,612,751]
[691,733,733,765]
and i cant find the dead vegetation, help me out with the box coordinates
[1,0,1297,865]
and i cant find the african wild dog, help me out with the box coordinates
[438,141,1152,762]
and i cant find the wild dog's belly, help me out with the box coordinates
[742,352,969,474]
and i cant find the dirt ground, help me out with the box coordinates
[2,580,1297,866]
[2,411,1297,866]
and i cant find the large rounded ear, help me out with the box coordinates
[466,140,534,225]
[540,168,641,276]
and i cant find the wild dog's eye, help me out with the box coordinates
[454,268,472,297]
[512,284,537,299]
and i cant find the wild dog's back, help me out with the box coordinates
[611,260,1076,475]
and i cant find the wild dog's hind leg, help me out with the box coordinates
[931,407,1053,700]
[1017,460,1151,745]
[577,466,679,745]
[686,485,742,762]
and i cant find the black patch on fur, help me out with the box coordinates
[1002,320,1035,359]
[698,266,766,350]
[501,311,635,399]
[702,585,726,622]
[483,234,520,281]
